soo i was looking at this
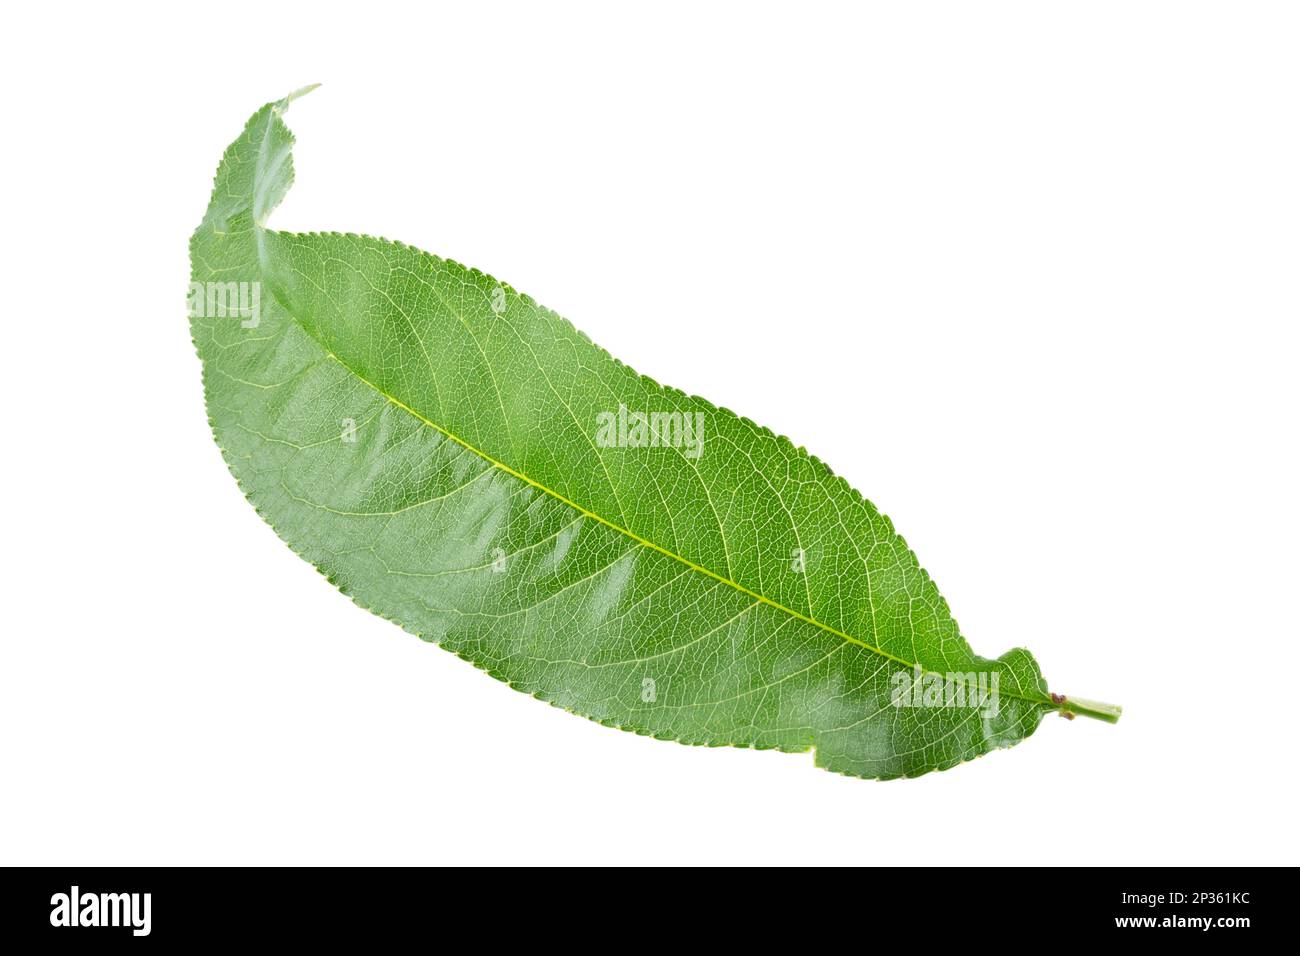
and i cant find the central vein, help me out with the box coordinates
[299,338,1048,711]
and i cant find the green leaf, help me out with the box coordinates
[189,90,1119,780]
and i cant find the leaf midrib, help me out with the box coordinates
[271,269,1048,710]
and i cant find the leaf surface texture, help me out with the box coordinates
[189,92,1094,780]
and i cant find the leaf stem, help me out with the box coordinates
[1058,696,1123,723]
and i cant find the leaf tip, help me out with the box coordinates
[276,84,321,113]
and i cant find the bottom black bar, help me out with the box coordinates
[0,866,1280,944]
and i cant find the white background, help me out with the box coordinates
[2,2,1297,866]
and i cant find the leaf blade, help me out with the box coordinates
[189,94,1111,779]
